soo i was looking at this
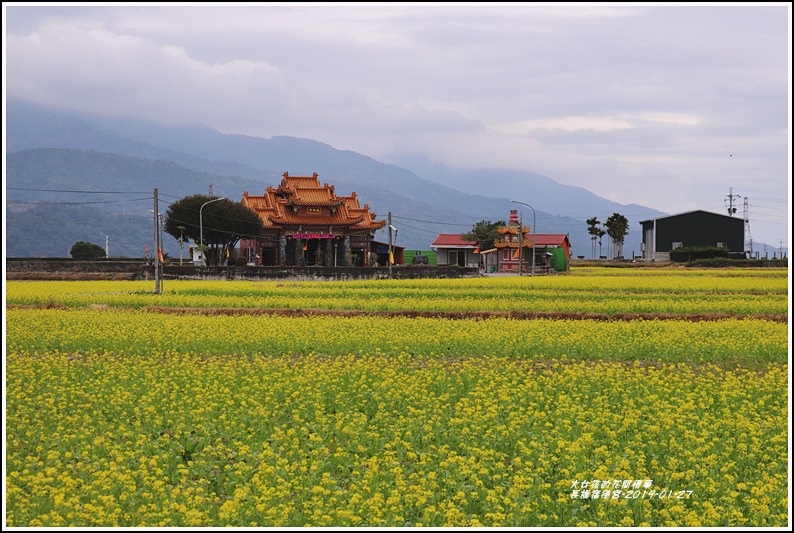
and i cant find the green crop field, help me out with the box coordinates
[4,268,789,527]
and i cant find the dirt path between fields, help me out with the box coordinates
[139,306,788,323]
[6,303,786,322]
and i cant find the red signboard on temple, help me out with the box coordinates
[291,233,336,239]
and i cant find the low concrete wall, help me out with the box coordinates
[6,258,152,280]
[6,258,478,281]
[165,265,479,281]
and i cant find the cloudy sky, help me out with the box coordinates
[3,2,791,248]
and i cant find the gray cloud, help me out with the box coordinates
[4,3,790,246]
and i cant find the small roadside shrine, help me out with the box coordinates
[493,210,572,274]
[494,209,535,273]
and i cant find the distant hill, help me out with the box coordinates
[388,155,663,224]
[6,202,155,259]
[5,98,668,258]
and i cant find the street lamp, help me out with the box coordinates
[200,197,225,266]
[148,208,164,254]
[177,226,186,266]
[510,200,536,276]
[388,223,398,278]
[389,225,398,250]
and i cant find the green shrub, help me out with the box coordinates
[670,245,741,262]
[687,257,788,268]
[70,241,106,260]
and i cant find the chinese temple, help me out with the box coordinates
[493,209,573,273]
[494,209,535,272]
[239,172,386,266]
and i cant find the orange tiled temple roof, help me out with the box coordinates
[242,172,386,231]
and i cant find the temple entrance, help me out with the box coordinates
[306,239,321,266]
[261,248,276,266]
[283,237,340,266]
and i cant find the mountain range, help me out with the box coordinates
[5,98,669,259]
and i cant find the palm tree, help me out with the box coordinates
[586,217,601,259]
[596,228,606,258]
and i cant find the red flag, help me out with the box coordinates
[474,245,481,254]
[513,248,520,259]
[145,244,149,255]
[158,247,164,262]
[303,241,308,251]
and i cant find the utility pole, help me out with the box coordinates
[725,187,740,216]
[388,211,393,279]
[105,235,109,258]
[742,197,752,256]
[158,212,165,292]
[153,188,161,294]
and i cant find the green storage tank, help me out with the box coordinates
[548,247,569,273]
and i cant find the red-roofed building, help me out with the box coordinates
[239,172,387,266]
[432,210,572,274]
[431,234,480,268]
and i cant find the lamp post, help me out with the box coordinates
[177,226,186,266]
[389,224,398,265]
[200,197,225,266]
[387,212,394,278]
[510,200,536,276]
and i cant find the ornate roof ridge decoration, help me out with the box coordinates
[497,224,531,235]
[275,185,295,198]
[241,172,386,231]
[267,213,367,227]
[494,240,534,248]
[284,195,347,208]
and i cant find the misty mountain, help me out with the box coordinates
[5,99,268,180]
[5,98,667,258]
[388,155,660,223]
[6,202,155,259]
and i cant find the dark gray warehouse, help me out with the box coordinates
[639,210,745,261]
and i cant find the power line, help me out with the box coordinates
[7,198,152,206]
[6,187,152,194]
[382,221,439,236]
[747,203,788,213]
[391,214,474,227]
[740,196,787,203]
[746,215,789,226]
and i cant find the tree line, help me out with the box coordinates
[68,196,630,264]
[461,214,630,260]
[586,214,629,259]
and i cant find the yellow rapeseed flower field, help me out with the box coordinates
[5,267,788,316]
[4,268,789,527]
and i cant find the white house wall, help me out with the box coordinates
[435,248,479,268]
